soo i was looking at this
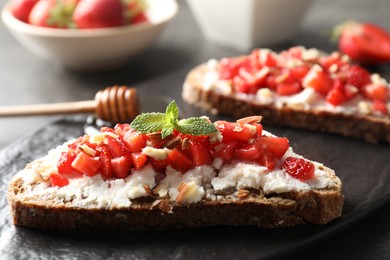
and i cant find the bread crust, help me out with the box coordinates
[182,64,390,143]
[7,165,344,231]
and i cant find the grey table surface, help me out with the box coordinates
[1,0,390,259]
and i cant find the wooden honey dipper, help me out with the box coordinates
[0,86,140,123]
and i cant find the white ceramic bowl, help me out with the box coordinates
[186,0,311,51]
[1,0,178,71]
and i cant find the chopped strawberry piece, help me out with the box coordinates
[71,152,102,176]
[256,124,263,136]
[343,84,359,99]
[258,137,289,159]
[105,136,129,157]
[213,140,240,161]
[302,66,334,95]
[327,88,347,106]
[72,152,102,176]
[235,143,262,161]
[319,52,344,71]
[233,75,257,94]
[276,82,302,96]
[123,132,147,152]
[363,83,389,101]
[372,99,388,115]
[288,65,311,81]
[215,121,255,142]
[189,140,212,166]
[57,151,77,175]
[167,149,193,173]
[347,65,371,88]
[258,152,276,171]
[99,145,113,180]
[219,57,249,80]
[50,173,69,187]
[131,152,148,170]
[258,49,278,67]
[150,158,168,172]
[282,157,315,180]
[111,155,132,178]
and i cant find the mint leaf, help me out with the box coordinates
[178,118,217,136]
[165,101,179,126]
[130,113,166,133]
[161,124,174,139]
[130,100,218,138]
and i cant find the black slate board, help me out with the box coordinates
[1,70,390,260]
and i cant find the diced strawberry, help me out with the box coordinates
[189,140,212,166]
[212,140,240,161]
[150,158,168,172]
[258,136,289,159]
[123,132,147,152]
[265,75,278,90]
[99,145,113,180]
[71,152,102,176]
[167,149,193,173]
[363,83,389,101]
[347,65,371,88]
[288,65,311,81]
[57,151,77,175]
[282,157,315,180]
[114,123,132,135]
[131,152,148,170]
[219,57,249,80]
[302,65,334,95]
[326,88,347,106]
[235,143,262,161]
[50,173,69,187]
[286,46,304,59]
[233,75,257,94]
[111,155,132,178]
[343,84,359,99]
[105,136,129,157]
[276,82,302,96]
[372,99,388,115]
[257,152,276,171]
[256,124,263,136]
[214,121,254,142]
[258,49,278,67]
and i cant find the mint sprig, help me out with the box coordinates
[130,101,217,138]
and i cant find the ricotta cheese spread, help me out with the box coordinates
[18,144,335,208]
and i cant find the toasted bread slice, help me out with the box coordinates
[8,125,344,231]
[182,48,390,143]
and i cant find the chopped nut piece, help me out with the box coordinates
[162,136,181,149]
[143,184,155,197]
[237,116,263,124]
[236,189,250,199]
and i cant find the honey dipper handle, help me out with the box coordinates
[0,100,96,117]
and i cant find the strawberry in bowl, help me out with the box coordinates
[2,0,177,70]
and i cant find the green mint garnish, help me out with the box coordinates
[130,101,217,138]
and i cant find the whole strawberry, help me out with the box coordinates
[29,0,77,28]
[334,21,390,65]
[9,0,39,23]
[73,0,125,29]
